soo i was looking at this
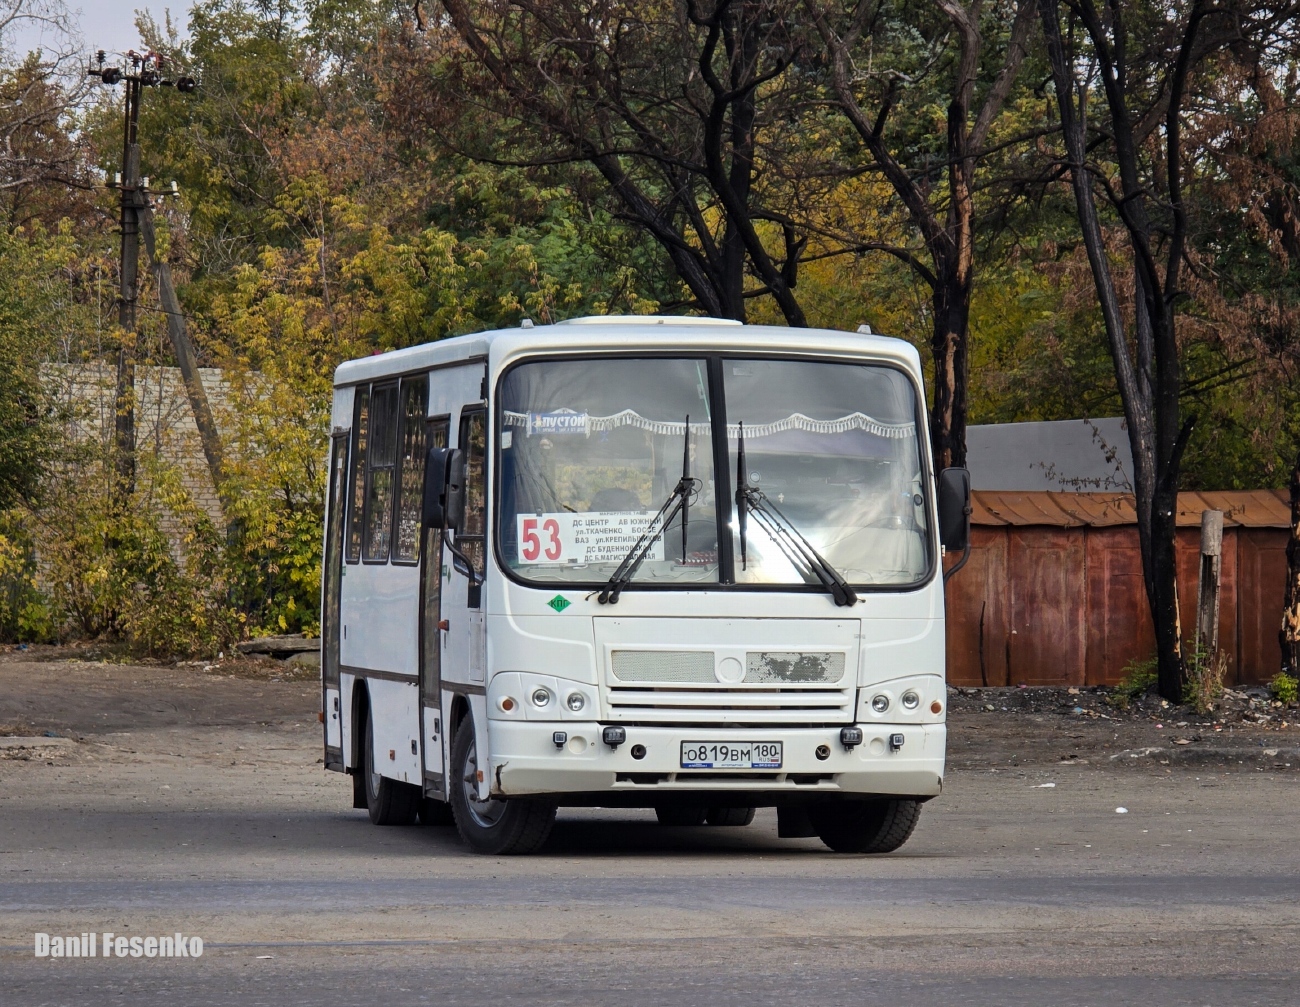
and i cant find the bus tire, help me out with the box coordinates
[363,712,420,826]
[654,804,708,826]
[705,806,756,827]
[809,799,921,854]
[449,719,554,855]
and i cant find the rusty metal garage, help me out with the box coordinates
[944,490,1292,687]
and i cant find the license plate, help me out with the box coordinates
[680,741,783,770]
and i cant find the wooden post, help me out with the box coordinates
[137,202,226,514]
[1195,510,1223,667]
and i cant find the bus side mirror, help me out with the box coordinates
[937,466,971,552]
[444,450,466,530]
[422,447,463,529]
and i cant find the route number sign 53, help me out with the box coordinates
[515,512,663,566]
[519,517,562,562]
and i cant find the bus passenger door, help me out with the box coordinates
[443,406,487,688]
[321,432,348,769]
[419,417,450,795]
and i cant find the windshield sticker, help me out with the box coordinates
[525,409,589,437]
[517,513,664,565]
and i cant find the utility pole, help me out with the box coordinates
[90,52,208,507]
[114,60,141,500]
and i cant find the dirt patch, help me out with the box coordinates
[947,685,1300,770]
[0,649,319,739]
[1,651,1295,772]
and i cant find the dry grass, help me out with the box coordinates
[1186,649,1228,715]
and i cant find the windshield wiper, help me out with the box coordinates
[734,422,858,607]
[597,416,699,605]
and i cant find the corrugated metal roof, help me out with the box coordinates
[971,490,1291,528]
[967,418,1134,491]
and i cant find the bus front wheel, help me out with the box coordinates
[809,799,921,854]
[449,720,555,855]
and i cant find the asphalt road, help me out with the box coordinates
[1,658,1297,1005]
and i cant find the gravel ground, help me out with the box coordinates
[1,649,1298,1005]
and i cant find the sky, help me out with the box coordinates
[9,2,190,61]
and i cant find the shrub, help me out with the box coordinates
[0,516,54,643]
[1271,673,1299,704]
[1110,655,1158,708]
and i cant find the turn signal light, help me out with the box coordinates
[498,696,516,713]
[931,700,943,714]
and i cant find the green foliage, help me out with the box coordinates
[32,453,236,659]
[0,0,1295,664]
[1271,673,1299,705]
[0,224,78,510]
[1109,655,1159,708]
[0,516,54,643]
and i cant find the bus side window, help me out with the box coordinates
[391,376,429,564]
[363,382,399,562]
[457,409,486,579]
[345,384,371,563]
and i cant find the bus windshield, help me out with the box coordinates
[723,358,929,587]
[496,356,930,589]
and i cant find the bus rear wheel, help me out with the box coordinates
[809,799,921,853]
[449,719,554,855]
[705,806,756,826]
[363,712,420,826]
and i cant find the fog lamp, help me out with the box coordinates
[871,694,889,713]
[602,726,626,749]
[901,691,920,711]
[566,692,585,713]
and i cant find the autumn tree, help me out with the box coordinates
[802,0,1043,469]
[1178,39,1300,676]
[1037,0,1300,700]
[426,0,822,324]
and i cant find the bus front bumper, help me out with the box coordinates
[484,721,945,801]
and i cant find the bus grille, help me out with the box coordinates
[605,682,853,724]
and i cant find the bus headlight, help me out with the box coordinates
[901,691,920,711]
[871,694,889,713]
[565,692,585,713]
[530,687,552,708]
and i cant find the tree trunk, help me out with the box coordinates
[1148,489,1185,699]
[1283,447,1300,677]
[1038,0,1188,701]
[929,271,971,470]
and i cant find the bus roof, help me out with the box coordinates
[332,316,920,387]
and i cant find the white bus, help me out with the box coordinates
[320,316,970,855]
